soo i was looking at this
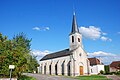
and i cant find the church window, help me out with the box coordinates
[72,36,74,43]
[79,53,82,57]
[78,38,80,42]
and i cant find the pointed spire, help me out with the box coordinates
[70,12,79,34]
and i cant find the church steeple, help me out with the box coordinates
[70,12,79,34]
[69,12,82,50]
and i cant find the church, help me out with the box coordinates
[39,13,90,76]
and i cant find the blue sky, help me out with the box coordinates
[0,0,120,64]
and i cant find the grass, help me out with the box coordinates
[18,75,36,80]
[76,75,112,80]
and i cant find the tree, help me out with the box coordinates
[0,33,11,77]
[12,32,32,77]
[0,32,39,78]
[104,65,110,74]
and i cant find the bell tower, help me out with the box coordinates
[69,12,82,50]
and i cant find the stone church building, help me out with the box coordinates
[39,13,90,76]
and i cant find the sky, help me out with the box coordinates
[0,0,120,64]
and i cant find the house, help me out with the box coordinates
[88,58,104,74]
[39,12,90,76]
[110,61,120,72]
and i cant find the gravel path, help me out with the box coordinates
[23,73,77,80]
[106,75,120,80]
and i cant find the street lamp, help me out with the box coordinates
[9,65,15,80]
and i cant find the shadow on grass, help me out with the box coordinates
[18,75,36,80]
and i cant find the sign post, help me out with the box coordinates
[9,65,15,80]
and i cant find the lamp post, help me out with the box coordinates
[9,65,15,80]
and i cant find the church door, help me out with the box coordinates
[80,66,83,75]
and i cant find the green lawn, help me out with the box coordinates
[18,75,36,80]
[76,75,112,80]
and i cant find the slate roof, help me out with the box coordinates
[40,49,72,61]
[88,58,101,66]
[110,61,120,69]
[70,13,80,35]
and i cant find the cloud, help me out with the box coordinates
[79,26,101,40]
[117,32,120,34]
[31,49,51,61]
[88,51,116,57]
[33,27,40,31]
[79,26,112,41]
[32,26,50,31]
[45,27,50,30]
[102,32,107,35]
[88,51,120,65]
[100,36,112,42]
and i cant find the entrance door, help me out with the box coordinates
[80,66,83,75]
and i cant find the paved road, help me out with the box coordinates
[24,73,77,80]
[106,75,120,80]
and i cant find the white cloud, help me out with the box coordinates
[31,49,51,61]
[102,32,107,35]
[88,51,120,65]
[45,27,50,30]
[79,26,101,40]
[88,51,116,56]
[79,26,112,41]
[32,26,50,31]
[100,36,112,42]
[32,27,40,31]
[118,32,120,34]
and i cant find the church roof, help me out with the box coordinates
[70,12,79,34]
[40,49,72,61]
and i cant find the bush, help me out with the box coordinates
[109,72,115,75]
[115,71,120,75]
[100,70,104,74]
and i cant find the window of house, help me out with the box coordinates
[78,38,80,42]
[91,69,93,73]
[72,36,74,43]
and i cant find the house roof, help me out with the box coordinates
[88,58,101,66]
[40,49,72,61]
[110,61,120,69]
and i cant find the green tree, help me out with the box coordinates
[104,65,110,74]
[0,32,39,78]
[12,32,32,77]
[0,33,10,77]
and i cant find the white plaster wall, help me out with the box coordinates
[90,66,98,74]
[72,46,89,76]
[69,33,82,50]
[39,56,71,74]
[90,65,104,75]
[110,67,118,72]
[97,65,104,73]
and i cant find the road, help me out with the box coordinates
[24,73,120,80]
[106,75,120,80]
[24,73,77,80]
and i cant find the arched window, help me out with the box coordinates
[78,38,80,42]
[49,64,51,75]
[72,36,74,43]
